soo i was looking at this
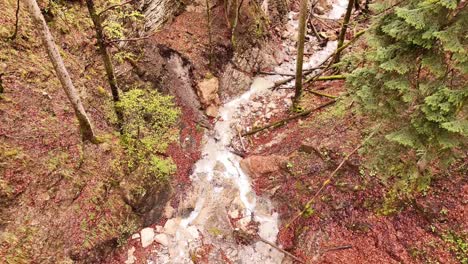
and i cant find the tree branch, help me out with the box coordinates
[242,100,336,136]
[98,0,134,16]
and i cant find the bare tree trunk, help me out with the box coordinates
[205,0,213,69]
[23,0,98,143]
[293,0,309,109]
[85,0,123,131]
[10,0,21,40]
[334,0,354,63]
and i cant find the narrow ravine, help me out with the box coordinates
[149,1,349,263]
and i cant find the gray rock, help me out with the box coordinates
[154,233,170,247]
[140,227,155,248]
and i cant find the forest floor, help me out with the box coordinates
[238,80,467,263]
[0,0,466,263]
[0,0,206,262]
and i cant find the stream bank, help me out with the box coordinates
[110,0,351,263]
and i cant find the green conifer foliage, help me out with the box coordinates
[346,0,467,208]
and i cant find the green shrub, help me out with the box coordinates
[117,88,179,183]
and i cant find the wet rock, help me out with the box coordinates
[251,101,263,109]
[155,225,164,233]
[186,226,200,239]
[164,218,181,235]
[213,161,226,172]
[205,104,219,118]
[154,234,169,247]
[142,0,182,31]
[164,204,175,219]
[197,77,221,117]
[124,246,136,264]
[240,155,288,178]
[140,227,155,248]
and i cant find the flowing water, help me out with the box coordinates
[151,1,349,263]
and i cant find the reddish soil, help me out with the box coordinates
[242,81,467,263]
[151,4,232,80]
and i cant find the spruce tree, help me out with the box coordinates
[346,0,467,208]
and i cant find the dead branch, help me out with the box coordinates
[258,236,305,263]
[98,0,134,16]
[107,31,157,43]
[321,245,353,253]
[307,90,337,99]
[285,128,378,227]
[260,71,295,77]
[260,67,324,77]
[242,100,336,136]
[272,30,365,90]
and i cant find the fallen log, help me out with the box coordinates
[308,90,337,99]
[242,100,336,136]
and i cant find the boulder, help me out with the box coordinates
[154,233,169,247]
[164,218,181,235]
[140,227,155,248]
[124,246,136,264]
[163,204,175,219]
[240,155,288,178]
[205,104,219,118]
[197,77,221,117]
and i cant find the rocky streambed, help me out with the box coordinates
[125,0,349,263]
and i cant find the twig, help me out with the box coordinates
[107,31,157,43]
[98,0,134,16]
[238,129,246,151]
[259,71,295,77]
[285,128,379,227]
[321,245,353,253]
[258,236,305,263]
[242,100,336,136]
[307,90,337,99]
[260,67,324,77]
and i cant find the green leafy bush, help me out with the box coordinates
[345,0,467,208]
[117,88,179,182]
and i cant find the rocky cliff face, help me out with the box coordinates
[139,0,183,31]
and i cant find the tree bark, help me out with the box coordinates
[334,0,354,63]
[85,0,123,131]
[293,0,309,109]
[23,0,97,143]
[10,0,21,40]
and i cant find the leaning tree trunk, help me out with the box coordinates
[334,0,354,63]
[293,0,309,109]
[85,0,123,131]
[23,0,98,143]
